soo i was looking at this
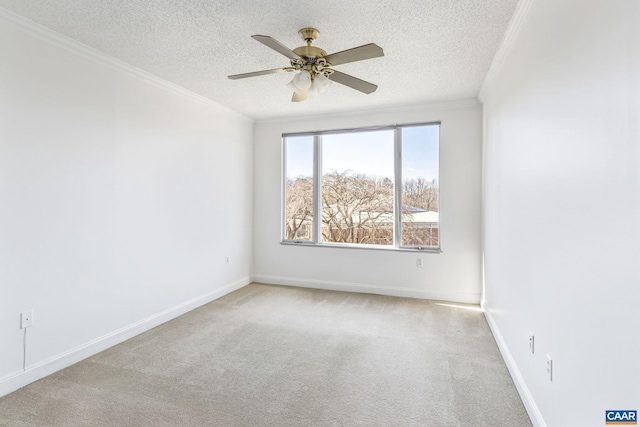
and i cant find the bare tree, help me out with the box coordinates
[285,173,439,247]
[401,178,439,246]
[285,177,313,240]
[401,221,439,247]
[402,178,439,212]
[321,171,393,244]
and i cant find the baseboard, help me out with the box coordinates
[483,305,546,427]
[252,274,481,304]
[0,276,250,398]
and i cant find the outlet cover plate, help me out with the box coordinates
[21,310,33,329]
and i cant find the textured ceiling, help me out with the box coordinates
[0,0,518,120]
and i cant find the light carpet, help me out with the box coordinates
[0,283,532,426]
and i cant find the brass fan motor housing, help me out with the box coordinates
[293,45,327,59]
[294,28,327,59]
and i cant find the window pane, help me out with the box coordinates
[401,125,439,247]
[322,130,394,246]
[284,136,314,241]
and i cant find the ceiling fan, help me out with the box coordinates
[228,28,384,102]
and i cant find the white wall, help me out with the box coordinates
[0,11,253,396]
[481,1,640,426]
[253,101,483,303]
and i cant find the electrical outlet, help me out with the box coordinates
[20,311,34,329]
[529,332,535,354]
[225,256,230,265]
[546,355,553,382]
[416,258,423,268]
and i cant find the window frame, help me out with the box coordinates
[281,122,441,253]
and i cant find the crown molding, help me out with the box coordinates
[0,7,253,124]
[255,98,481,125]
[478,0,536,102]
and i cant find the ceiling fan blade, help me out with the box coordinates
[228,68,288,80]
[292,92,307,102]
[329,70,378,94]
[251,35,300,60]
[323,43,384,66]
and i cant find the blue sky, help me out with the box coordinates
[285,125,439,181]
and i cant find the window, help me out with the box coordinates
[283,123,439,250]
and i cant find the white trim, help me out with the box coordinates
[0,277,250,398]
[256,99,480,125]
[483,304,546,427]
[253,274,481,304]
[0,7,252,124]
[478,0,537,102]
